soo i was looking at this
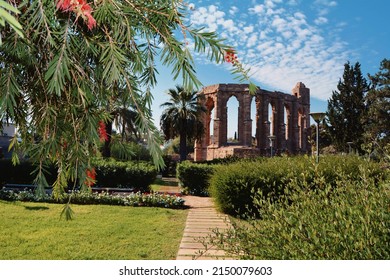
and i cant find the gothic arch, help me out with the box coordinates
[194,82,310,161]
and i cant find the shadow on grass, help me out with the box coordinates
[24,206,50,211]
[153,177,179,187]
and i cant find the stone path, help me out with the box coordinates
[158,178,235,260]
[176,196,235,260]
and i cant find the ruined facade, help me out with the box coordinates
[194,82,311,161]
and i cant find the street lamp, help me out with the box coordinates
[268,135,276,157]
[347,141,353,154]
[309,112,326,164]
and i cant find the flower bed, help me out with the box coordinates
[0,188,185,209]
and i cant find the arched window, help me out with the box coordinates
[206,97,214,145]
[227,95,239,143]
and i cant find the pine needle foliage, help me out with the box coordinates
[0,0,254,206]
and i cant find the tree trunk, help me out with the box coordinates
[179,128,187,162]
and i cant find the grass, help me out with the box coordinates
[150,177,181,192]
[0,200,188,260]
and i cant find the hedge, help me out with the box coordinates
[93,159,157,191]
[176,161,215,196]
[207,176,390,259]
[0,159,57,186]
[0,158,157,192]
[209,155,388,216]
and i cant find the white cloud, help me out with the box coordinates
[249,5,265,14]
[314,16,328,25]
[189,2,349,101]
[229,6,238,16]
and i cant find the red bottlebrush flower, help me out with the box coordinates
[225,50,238,64]
[85,12,97,30]
[56,0,72,11]
[85,168,96,187]
[98,121,109,142]
[56,0,97,30]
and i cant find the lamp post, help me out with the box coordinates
[309,112,326,164]
[347,141,353,154]
[268,135,276,157]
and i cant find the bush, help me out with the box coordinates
[176,161,215,196]
[161,155,177,177]
[209,157,307,216]
[0,158,157,192]
[209,155,387,216]
[0,159,57,186]
[93,159,157,191]
[208,177,390,259]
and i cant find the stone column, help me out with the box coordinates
[291,100,300,154]
[276,98,285,153]
[242,94,253,146]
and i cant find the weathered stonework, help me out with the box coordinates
[194,82,311,161]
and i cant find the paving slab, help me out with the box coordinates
[176,195,236,260]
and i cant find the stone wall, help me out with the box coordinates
[194,82,311,161]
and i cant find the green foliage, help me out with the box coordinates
[160,85,206,161]
[93,158,157,191]
[0,159,57,186]
[161,154,178,177]
[176,161,215,196]
[0,0,23,44]
[0,158,157,191]
[209,156,387,216]
[209,177,389,259]
[0,1,254,207]
[110,141,151,162]
[363,59,390,153]
[326,62,369,153]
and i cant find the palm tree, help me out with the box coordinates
[160,85,205,161]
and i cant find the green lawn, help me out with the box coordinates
[0,200,188,260]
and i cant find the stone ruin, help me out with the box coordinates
[194,82,311,161]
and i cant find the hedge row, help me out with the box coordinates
[93,159,157,191]
[176,161,215,196]
[0,158,157,191]
[207,176,390,259]
[209,155,388,216]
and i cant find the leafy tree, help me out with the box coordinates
[0,0,255,217]
[326,62,369,153]
[160,85,205,161]
[363,59,390,154]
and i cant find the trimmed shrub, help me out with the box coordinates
[209,157,308,216]
[0,159,57,186]
[93,159,157,191]
[176,161,215,196]
[207,177,390,259]
[209,155,387,216]
[0,158,157,191]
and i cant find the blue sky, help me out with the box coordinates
[150,0,389,137]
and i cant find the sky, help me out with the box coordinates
[150,0,389,137]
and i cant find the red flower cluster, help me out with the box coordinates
[225,50,238,64]
[56,0,96,30]
[85,168,96,187]
[98,121,108,142]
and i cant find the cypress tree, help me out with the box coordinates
[326,62,369,153]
